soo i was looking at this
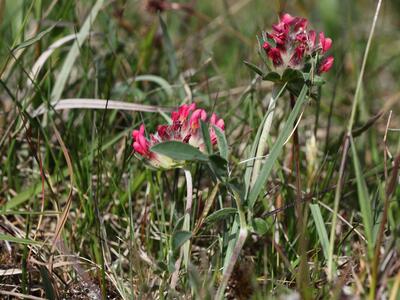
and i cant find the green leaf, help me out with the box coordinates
[251,218,268,236]
[167,251,177,272]
[13,24,56,51]
[310,204,330,260]
[4,183,43,210]
[200,120,213,154]
[282,68,303,82]
[244,83,286,192]
[151,141,209,162]
[171,230,192,251]
[351,137,373,256]
[214,126,228,160]
[39,266,57,300]
[0,233,41,245]
[243,61,265,77]
[248,84,309,209]
[204,208,237,224]
[208,154,228,180]
[263,71,281,82]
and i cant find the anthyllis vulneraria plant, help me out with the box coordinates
[244,12,335,193]
[132,103,226,290]
[237,13,335,299]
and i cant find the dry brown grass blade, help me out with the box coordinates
[32,98,173,117]
[50,124,73,255]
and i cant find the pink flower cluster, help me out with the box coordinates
[262,13,334,74]
[132,104,225,169]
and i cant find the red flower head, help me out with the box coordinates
[132,104,225,169]
[262,13,334,74]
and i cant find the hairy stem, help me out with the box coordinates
[216,192,248,300]
[170,169,193,289]
[290,93,310,299]
[183,169,193,269]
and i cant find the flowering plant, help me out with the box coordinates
[262,13,334,74]
[132,103,225,169]
[245,13,334,88]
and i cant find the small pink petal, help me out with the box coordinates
[133,142,145,155]
[268,47,283,66]
[216,119,225,130]
[319,56,334,73]
[263,42,270,51]
[200,110,207,121]
[280,13,295,25]
[308,30,316,48]
[319,32,332,53]
[138,134,148,151]
[210,113,217,124]
[294,18,308,31]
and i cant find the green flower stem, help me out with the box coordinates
[182,169,193,269]
[216,192,248,300]
[170,169,193,290]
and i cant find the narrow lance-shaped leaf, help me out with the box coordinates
[243,60,265,77]
[204,208,237,224]
[151,141,209,162]
[214,126,229,160]
[13,24,56,51]
[310,203,330,260]
[172,230,192,252]
[244,83,287,192]
[350,137,373,256]
[200,120,213,154]
[248,84,309,209]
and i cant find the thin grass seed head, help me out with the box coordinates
[262,13,334,74]
[132,104,225,169]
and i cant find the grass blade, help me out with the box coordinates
[159,15,178,79]
[50,0,105,102]
[13,24,56,51]
[350,137,373,256]
[27,34,78,86]
[0,233,41,245]
[310,203,330,260]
